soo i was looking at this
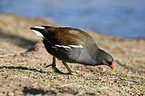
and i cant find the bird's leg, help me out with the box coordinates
[52,56,56,68]
[51,57,65,74]
[45,56,56,68]
[62,61,79,75]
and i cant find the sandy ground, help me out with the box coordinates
[0,14,144,95]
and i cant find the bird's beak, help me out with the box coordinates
[110,61,114,71]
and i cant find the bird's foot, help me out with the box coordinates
[45,64,52,68]
[53,67,67,74]
[70,72,79,75]
[69,72,84,76]
[45,63,56,68]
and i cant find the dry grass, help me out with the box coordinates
[0,13,144,96]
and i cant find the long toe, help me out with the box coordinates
[69,72,79,75]
[53,67,66,74]
[45,64,53,68]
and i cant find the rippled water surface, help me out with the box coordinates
[0,0,145,38]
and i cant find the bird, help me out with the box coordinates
[30,26,114,75]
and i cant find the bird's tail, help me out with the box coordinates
[30,26,45,37]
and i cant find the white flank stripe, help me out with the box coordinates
[55,45,63,47]
[31,30,43,37]
[69,45,83,48]
[63,46,71,49]
[33,26,45,29]
[55,45,71,49]
[52,45,83,49]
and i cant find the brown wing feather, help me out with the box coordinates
[44,27,97,48]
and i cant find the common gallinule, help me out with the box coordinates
[30,26,114,75]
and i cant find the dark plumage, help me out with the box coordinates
[30,26,114,74]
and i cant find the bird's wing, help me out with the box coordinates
[30,26,98,51]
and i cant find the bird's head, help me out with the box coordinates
[105,58,114,71]
[96,49,114,71]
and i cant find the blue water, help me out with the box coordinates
[0,0,145,38]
